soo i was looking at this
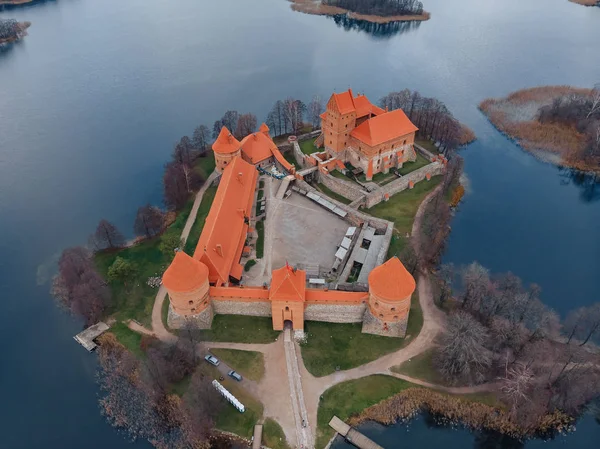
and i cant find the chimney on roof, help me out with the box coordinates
[348,88,354,98]
[237,172,243,184]
[215,244,223,257]
[253,133,258,141]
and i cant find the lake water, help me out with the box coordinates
[1,0,599,448]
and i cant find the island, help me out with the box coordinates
[480,85,600,172]
[0,19,30,45]
[569,0,599,6]
[0,0,37,5]
[290,0,431,24]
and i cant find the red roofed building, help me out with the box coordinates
[212,127,241,173]
[320,89,418,181]
[270,265,307,331]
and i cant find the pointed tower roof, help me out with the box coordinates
[259,123,270,136]
[368,257,416,301]
[162,251,209,293]
[270,265,306,302]
[212,126,241,154]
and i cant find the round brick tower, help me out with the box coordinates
[162,250,213,328]
[362,257,416,337]
[212,126,241,173]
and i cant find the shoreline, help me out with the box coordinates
[569,0,599,6]
[349,387,574,439]
[479,86,599,174]
[0,0,36,5]
[0,21,31,45]
[290,0,431,23]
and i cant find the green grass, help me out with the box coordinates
[162,297,170,331]
[184,186,217,254]
[198,315,280,343]
[215,373,264,437]
[301,292,421,377]
[244,259,257,271]
[391,348,445,384]
[398,153,431,176]
[317,375,414,448]
[416,138,441,155]
[282,150,297,168]
[209,348,265,382]
[262,418,291,449]
[367,177,441,235]
[359,171,388,184]
[194,151,217,178]
[255,220,264,259]
[299,138,319,155]
[257,190,264,201]
[108,322,145,358]
[315,183,352,205]
[329,169,349,180]
[386,233,408,259]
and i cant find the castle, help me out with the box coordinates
[161,91,420,338]
[316,89,418,181]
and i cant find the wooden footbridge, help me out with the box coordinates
[329,416,384,449]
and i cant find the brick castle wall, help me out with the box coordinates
[304,303,367,323]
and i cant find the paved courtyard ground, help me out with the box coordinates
[270,192,348,272]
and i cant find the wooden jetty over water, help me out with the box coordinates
[74,322,110,351]
[329,416,384,449]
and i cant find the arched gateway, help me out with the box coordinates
[269,264,306,331]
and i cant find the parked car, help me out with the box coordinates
[228,370,242,381]
[204,354,220,366]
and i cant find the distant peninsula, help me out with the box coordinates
[569,0,599,6]
[480,85,600,172]
[0,20,30,45]
[290,0,431,23]
[0,0,36,5]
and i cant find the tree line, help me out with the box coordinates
[97,328,222,448]
[432,262,600,427]
[380,89,475,153]
[538,83,600,167]
[322,0,424,16]
[0,19,20,41]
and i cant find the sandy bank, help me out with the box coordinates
[290,0,431,23]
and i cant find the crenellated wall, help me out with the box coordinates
[318,170,369,202]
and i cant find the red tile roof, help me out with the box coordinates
[162,251,208,293]
[332,89,356,114]
[368,257,416,301]
[212,126,241,154]
[270,265,306,302]
[193,156,257,285]
[351,109,418,146]
[353,95,385,118]
[240,131,275,164]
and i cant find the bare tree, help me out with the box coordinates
[266,100,286,136]
[460,262,491,312]
[234,113,257,139]
[163,161,201,211]
[192,124,210,153]
[586,83,600,119]
[435,311,492,385]
[501,362,535,417]
[437,263,455,306]
[283,98,306,134]
[134,204,165,239]
[307,95,324,130]
[172,136,194,167]
[181,370,222,444]
[91,219,125,250]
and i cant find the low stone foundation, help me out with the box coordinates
[168,303,214,329]
[304,303,366,323]
[212,299,272,317]
[361,309,408,338]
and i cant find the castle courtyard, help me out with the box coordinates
[269,192,349,274]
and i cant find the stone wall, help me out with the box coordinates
[318,171,368,202]
[212,299,272,317]
[168,303,214,329]
[292,141,307,168]
[361,309,408,338]
[365,161,444,208]
[304,303,367,323]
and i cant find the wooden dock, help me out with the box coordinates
[74,322,110,351]
[329,416,384,449]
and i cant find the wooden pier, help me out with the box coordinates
[329,416,384,449]
[74,322,110,351]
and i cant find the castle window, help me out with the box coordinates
[379,314,384,318]
[391,307,396,311]
[330,140,332,144]
[375,302,379,308]
[394,315,398,320]
[403,139,407,145]
[285,306,290,311]
[188,300,193,305]
[345,124,347,128]
[192,308,196,312]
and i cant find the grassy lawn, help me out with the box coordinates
[198,315,280,343]
[359,171,388,184]
[108,322,145,358]
[398,153,431,176]
[215,374,264,438]
[329,169,349,180]
[282,150,297,168]
[391,348,445,384]
[301,292,422,377]
[317,375,414,448]
[368,177,441,235]
[95,198,194,327]
[184,186,217,254]
[299,138,319,155]
[244,259,256,271]
[209,348,265,382]
[416,138,440,155]
[194,151,217,178]
[315,183,352,205]
[262,418,291,449]
[256,220,264,259]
